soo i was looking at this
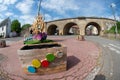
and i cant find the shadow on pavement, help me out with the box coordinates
[53,39,65,42]
[67,56,80,70]
[94,74,106,80]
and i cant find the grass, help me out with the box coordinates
[24,39,54,45]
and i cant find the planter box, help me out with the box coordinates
[17,42,67,75]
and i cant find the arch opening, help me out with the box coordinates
[47,25,59,35]
[85,22,101,36]
[63,22,79,35]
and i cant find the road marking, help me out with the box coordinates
[102,44,120,54]
[109,44,120,50]
[116,44,120,46]
[107,46,120,54]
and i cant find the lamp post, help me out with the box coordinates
[110,3,118,38]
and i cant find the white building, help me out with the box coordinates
[92,27,98,35]
[0,17,11,38]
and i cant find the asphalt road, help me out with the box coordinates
[85,36,120,80]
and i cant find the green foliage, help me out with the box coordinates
[24,39,53,45]
[117,21,120,32]
[22,24,31,30]
[108,26,116,33]
[11,19,21,33]
[105,21,120,34]
[24,40,40,44]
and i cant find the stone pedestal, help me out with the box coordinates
[18,42,67,75]
[77,35,85,41]
[0,40,6,48]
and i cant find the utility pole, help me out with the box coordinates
[110,3,118,38]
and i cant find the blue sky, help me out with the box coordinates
[0,0,120,25]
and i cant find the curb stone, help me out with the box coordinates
[84,41,103,80]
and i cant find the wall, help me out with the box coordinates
[0,18,11,38]
[0,26,6,37]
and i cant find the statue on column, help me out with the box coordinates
[31,14,47,41]
[24,0,47,43]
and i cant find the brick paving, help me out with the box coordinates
[0,36,100,80]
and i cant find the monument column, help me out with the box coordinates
[78,23,86,36]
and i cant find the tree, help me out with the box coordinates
[22,24,31,30]
[116,21,120,33]
[11,19,21,33]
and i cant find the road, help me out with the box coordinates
[85,36,120,80]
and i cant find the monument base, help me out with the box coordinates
[18,42,67,75]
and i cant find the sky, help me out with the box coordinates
[0,0,120,26]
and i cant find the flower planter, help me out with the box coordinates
[17,42,67,75]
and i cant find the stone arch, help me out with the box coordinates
[63,22,79,35]
[85,22,101,36]
[47,24,59,35]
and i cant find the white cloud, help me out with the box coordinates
[44,14,60,21]
[0,14,2,17]
[0,14,3,22]
[16,0,34,14]
[0,0,3,3]
[0,18,3,22]
[9,0,17,4]
[42,0,108,19]
[111,3,116,7]
[2,0,17,5]
[0,13,4,19]
[0,13,5,22]
[0,4,8,12]
[108,15,120,21]
[42,0,79,15]
[19,15,35,25]
[5,12,14,16]
[44,14,52,21]
[53,17,60,20]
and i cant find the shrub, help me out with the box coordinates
[105,21,120,34]
[24,39,53,45]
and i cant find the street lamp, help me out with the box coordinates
[110,3,118,38]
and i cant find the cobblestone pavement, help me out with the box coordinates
[0,36,100,80]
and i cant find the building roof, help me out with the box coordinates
[0,17,10,27]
